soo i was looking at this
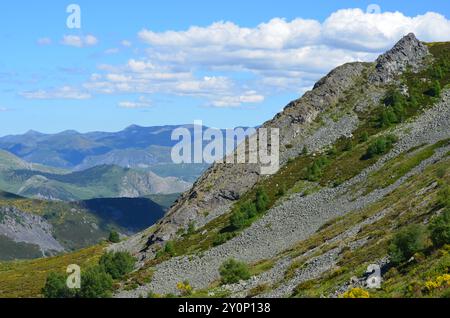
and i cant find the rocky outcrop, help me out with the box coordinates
[118,33,433,260]
[0,206,64,255]
[369,33,430,83]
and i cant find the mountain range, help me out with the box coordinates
[0,150,190,201]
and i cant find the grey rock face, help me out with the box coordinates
[369,33,430,83]
[0,206,64,255]
[119,33,439,270]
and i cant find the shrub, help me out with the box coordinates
[429,209,450,247]
[186,222,196,235]
[99,251,135,279]
[360,131,369,143]
[342,287,370,298]
[42,272,76,298]
[343,139,353,151]
[437,184,450,208]
[78,265,113,298]
[426,80,441,97]
[163,241,176,257]
[219,259,251,284]
[177,280,193,296]
[302,146,308,155]
[389,224,427,265]
[213,232,235,246]
[230,209,248,230]
[255,188,269,213]
[306,157,329,181]
[363,135,397,159]
[230,188,269,230]
[108,231,120,243]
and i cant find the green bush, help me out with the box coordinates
[437,184,450,208]
[230,188,269,230]
[108,231,120,243]
[219,259,251,284]
[425,80,441,97]
[306,157,329,181]
[78,265,114,298]
[230,209,248,230]
[360,131,369,143]
[42,272,76,298]
[99,251,135,279]
[389,224,427,265]
[255,188,269,213]
[363,135,397,159]
[343,139,353,151]
[164,241,176,257]
[429,209,450,247]
[302,146,308,155]
[213,232,235,246]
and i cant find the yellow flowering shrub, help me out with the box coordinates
[342,287,370,298]
[424,274,450,292]
[177,281,193,296]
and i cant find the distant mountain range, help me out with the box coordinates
[0,150,190,201]
[0,124,247,182]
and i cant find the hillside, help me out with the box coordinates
[0,153,190,200]
[1,34,449,299]
[108,34,450,298]
[0,192,167,261]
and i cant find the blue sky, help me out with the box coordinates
[0,0,449,135]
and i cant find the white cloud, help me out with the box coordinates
[322,10,450,52]
[118,96,152,109]
[30,9,450,108]
[211,91,265,108]
[37,37,52,45]
[61,34,98,48]
[21,86,91,100]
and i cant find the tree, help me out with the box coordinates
[230,209,247,230]
[255,188,269,213]
[78,265,113,298]
[42,272,76,298]
[108,231,120,243]
[99,251,136,279]
[363,135,396,159]
[219,259,251,284]
[389,224,427,265]
[429,209,450,247]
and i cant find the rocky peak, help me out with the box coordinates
[369,33,430,83]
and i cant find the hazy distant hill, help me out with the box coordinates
[0,124,247,181]
[0,190,169,260]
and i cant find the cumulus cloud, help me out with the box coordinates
[211,91,265,108]
[27,9,450,108]
[21,86,91,100]
[61,34,98,47]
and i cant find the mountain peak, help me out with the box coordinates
[369,33,429,83]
